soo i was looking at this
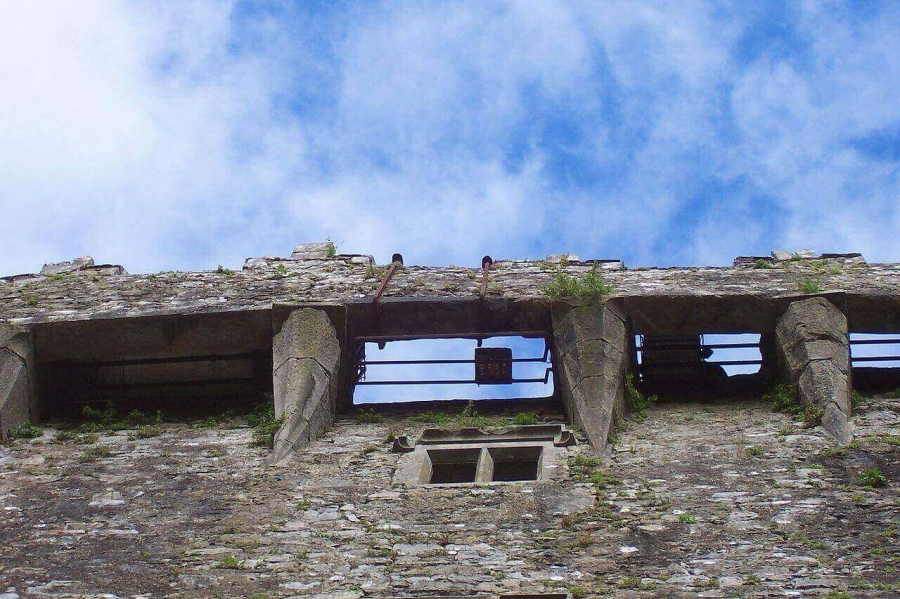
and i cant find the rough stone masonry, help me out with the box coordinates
[0,243,898,597]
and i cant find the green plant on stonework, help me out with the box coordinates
[53,429,81,443]
[454,400,488,428]
[79,404,162,432]
[543,264,614,301]
[567,455,604,480]
[128,423,163,440]
[274,262,288,275]
[355,408,383,423]
[754,259,774,269]
[747,445,765,457]
[412,411,453,426]
[797,277,821,293]
[195,409,238,429]
[364,264,387,279]
[512,411,539,425]
[625,374,657,421]
[413,401,488,429]
[7,420,42,440]
[79,444,113,462]
[25,296,38,306]
[413,404,541,429]
[215,265,235,276]
[567,455,621,491]
[678,513,697,524]
[764,383,824,426]
[248,405,284,450]
[213,555,245,569]
[324,237,340,258]
[588,469,621,490]
[789,532,829,550]
[857,467,888,488]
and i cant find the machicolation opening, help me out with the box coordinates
[350,334,554,405]
[633,333,767,399]
[850,332,900,393]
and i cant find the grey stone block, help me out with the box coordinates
[40,256,94,276]
[290,242,335,260]
[552,302,629,455]
[0,325,36,439]
[270,308,341,464]
[776,297,852,444]
[273,309,341,371]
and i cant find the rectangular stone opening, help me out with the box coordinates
[634,333,765,398]
[426,448,481,484]
[33,312,274,421]
[487,446,542,482]
[351,334,554,405]
[850,332,900,393]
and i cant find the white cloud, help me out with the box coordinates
[0,1,897,276]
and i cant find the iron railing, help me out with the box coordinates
[352,334,553,388]
[850,336,900,365]
[634,335,763,372]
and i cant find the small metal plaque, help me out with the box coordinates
[475,347,513,384]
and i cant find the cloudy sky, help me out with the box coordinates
[1,1,899,276]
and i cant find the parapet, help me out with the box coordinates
[0,243,897,331]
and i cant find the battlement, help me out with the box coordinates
[0,243,897,327]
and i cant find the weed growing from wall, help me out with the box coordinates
[544,264,614,300]
[7,420,42,440]
[247,402,285,449]
[625,374,657,421]
[765,383,824,426]
[796,277,821,293]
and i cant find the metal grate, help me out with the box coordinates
[634,334,763,381]
[850,334,900,366]
[350,334,554,403]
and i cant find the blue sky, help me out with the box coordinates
[1,1,899,275]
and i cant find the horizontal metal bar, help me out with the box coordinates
[355,377,549,386]
[638,360,763,369]
[352,394,556,406]
[355,331,549,342]
[850,339,900,345]
[62,377,259,389]
[708,360,764,366]
[637,342,761,351]
[357,356,550,366]
[46,353,260,368]
[699,342,761,349]
[851,356,900,363]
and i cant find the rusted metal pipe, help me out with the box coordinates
[373,254,404,349]
[373,254,403,303]
[479,255,493,299]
